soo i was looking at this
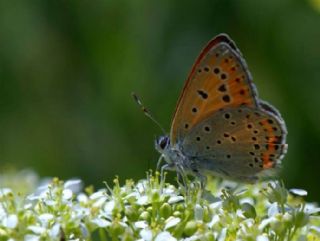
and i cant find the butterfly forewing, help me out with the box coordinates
[159,33,288,182]
[170,34,258,144]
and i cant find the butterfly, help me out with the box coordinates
[155,33,287,185]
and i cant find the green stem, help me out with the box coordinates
[99,228,107,241]
[288,227,297,240]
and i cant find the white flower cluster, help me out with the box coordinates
[0,171,319,240]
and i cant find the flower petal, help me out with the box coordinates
[155,231,177,241]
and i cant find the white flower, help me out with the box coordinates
[137,195,149,205]
[305,203,320,214]
[77,193,88,203]
[258,217,276,230]
[310,225,320,233]
[218,227,227,241]
[140,228,153,241]
[43,200,56,206]
[283,212,292,222]
[182,234,203,241]
[24,203,33,209]
[74,206,90,219]
[93,196,107,207]
[38,213,54,226]
[103,200,115,215]
[28,182,50,200]
[24,234,40,241]
[62,189,73,200]
[91,218,111,228]
[164,217,180,230]
[2,214,18,228]
[240,197,254,205]
[236,209,246,219]
[257,235,269,241]
[27,184,49,201]
[135,221,148,229]
[220,180,238,189]
[240,218,254,228]
[0,172,318,240]
[80,223,89,238]
[267,203,279,217]
[208,214,220,228]
[194,204,203,221]
[136,182,146,193]
[49,223,60,238]
[0,204,6,218]
[209,200,222,209]
[155,231,177,241]
[168,196,184,204]
[163,185,176,195]
[64,179,82,193]
[28,225,46,235]
[289,188,307,197]
[125,191,139,200]
[90,190,106,200]
[0,188,12,197]
[26,193,41,201]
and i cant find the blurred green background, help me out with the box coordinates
[0,0,319,201]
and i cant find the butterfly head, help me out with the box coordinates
[155,135,170,154]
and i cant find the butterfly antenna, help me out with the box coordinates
[131,92,166,134]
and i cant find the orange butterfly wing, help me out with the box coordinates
[170,34,259,144]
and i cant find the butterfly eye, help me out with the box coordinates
[156,136,170,150]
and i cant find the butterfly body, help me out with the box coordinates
[156,34,287,183]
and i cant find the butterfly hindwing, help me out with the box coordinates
[180,104,287,181]
[170,34,258,144]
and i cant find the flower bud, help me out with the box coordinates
[184,220,197,236]
[241,202,256,219]
[160,203,172,219]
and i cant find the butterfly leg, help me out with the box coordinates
[160,163,175,184]
[156,154,165,171]
[197,173,207,190]
[176,169,187,187]
[175,164,190,195]
[189,171,207,201]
